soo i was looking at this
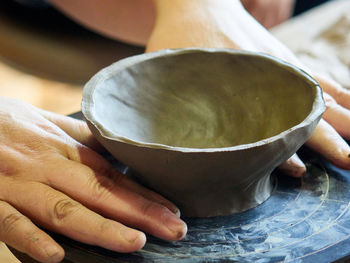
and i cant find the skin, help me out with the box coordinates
[2,0,350,262]
[48,0,156,46]
[0,98,186,262]
[147,0,350,175]
[241,0,295,28]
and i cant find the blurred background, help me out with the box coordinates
[0,0,143,115]
[0,0,338,115]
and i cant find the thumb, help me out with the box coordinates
[39,109,104,152]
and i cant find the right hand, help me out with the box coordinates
[0,97,187,263]
[147,0,350,178]
[241,0,295,28]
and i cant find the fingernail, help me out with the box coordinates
[173,208,181,217]
[44,245,64,263]
[121,228,142,243]
[159,200,181,217]
[169,206,181,217]
[163,213,187,240]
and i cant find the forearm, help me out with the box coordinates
[147,0,249,50]
[152,0,244,21]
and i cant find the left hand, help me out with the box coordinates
[0,98,186,263]
[147,0,350,176]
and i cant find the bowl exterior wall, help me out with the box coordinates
[87,112,320,217]
[83,49,325,217]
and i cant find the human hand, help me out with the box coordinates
[147,0,350,176]
[0,97,187,263]
[241,0,295,28]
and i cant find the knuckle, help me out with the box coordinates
[100,165,119,180]
[50,198,80,225]
[77,121,89,135]
[99,220,114,234]
[141,200,161,217]
[23,230,41,252]
[1,213,26,235]
[87,173,114,202]
[36,122,62,137]
[65,143,85,162]
[105,167,126,186]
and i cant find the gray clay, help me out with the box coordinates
[82,48,325,217]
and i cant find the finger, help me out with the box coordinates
[43,111,180,216]
[322,93,350,139]
[37,109,180,215]
[1,180,146,253]
[314,74,350,109]
[39,109,104,152]
[0,200,64,263]
[45,157,186,241]
[278,153,306,177]
[306,119,350,169]
[66,143,181,216]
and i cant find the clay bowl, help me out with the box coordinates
[82,48,325,217]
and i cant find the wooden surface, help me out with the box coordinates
[0,0,348,262]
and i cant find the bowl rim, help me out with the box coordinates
[82,48,325,153]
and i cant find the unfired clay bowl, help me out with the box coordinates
[82,48,325,217]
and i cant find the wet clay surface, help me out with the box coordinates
[82,49,324,217]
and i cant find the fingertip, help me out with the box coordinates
[307,119,350,170]
[163,213,188,241]
[129,231,147,252]
[174,220,187,241]
[43,244,65,263]
[327,148,350,171]
[279,165,306,178]
[287,166,306,178]
[279,154,306,178]
[119,228,146,252]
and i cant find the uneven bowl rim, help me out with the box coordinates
[82,48,325,153]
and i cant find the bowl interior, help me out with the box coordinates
[92,51,315,149]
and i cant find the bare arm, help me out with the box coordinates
[147,0,350,174]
